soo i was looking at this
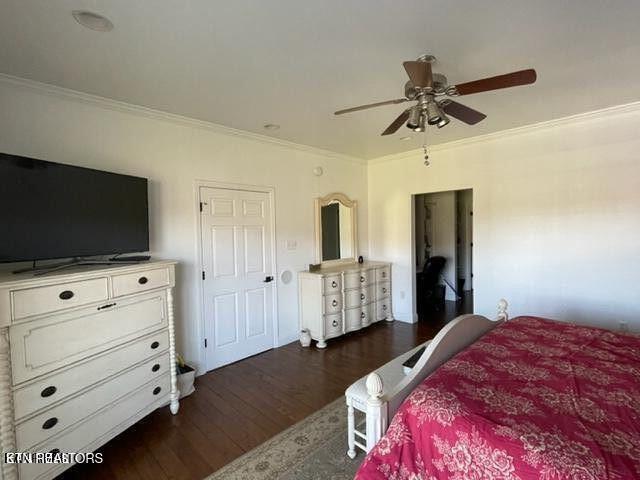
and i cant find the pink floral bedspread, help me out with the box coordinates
[356,316,640,480]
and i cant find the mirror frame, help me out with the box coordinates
[314,192,358,266]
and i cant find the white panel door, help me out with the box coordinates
[200,187,275,370]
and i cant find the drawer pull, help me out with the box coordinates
[360,276,365,283]
[42,417,58,430]
[360,293,365,301]
[331,299,338,307]
[383,304,387,311]
[138,276,149,285]
[382,271,387,278]
[152,363,161,372]
[331,280,338,288]
[360,311,365,319]
[153,386,162,395]
[40,386,57,398]
[382,287,387,294]
[332,320,338,327]
[97,302,116,311]
[151,341,160,350]
[59,290,74,300]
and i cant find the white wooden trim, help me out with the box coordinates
[368,101,640,165]
[193,180,279,374]
[314,192,359,266]
[364,299,508,449]
[4,73,640,167]
[0,74,365,166]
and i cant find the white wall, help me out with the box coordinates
[414,195,427,268]
[429,191,456,301]
[456,189,473,291]
[369,105,640,331]
[0,78,368,372]
[415,191,457,300]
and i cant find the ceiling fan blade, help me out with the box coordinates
[440,100,486,125]
[453,69,537,95]
[334,98,408,115]
[381,110,411,136]
[403,61,433,89]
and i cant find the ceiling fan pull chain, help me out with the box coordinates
[422,130,430,167]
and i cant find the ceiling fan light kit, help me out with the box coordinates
[407,106,422,130]
[335,54,537,165]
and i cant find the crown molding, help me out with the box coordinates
[4,72,640,167]
[0,73,367,165]
[368,100,640,165]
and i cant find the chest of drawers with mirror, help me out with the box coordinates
[298,193,393,348]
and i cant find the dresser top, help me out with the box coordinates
[0,260,177,289]
[299,261,390,276]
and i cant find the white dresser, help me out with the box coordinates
[0,261,179,480]
[298,262,393,348]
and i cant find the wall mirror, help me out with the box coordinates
[315,192,358,265]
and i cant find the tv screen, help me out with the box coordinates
[0,153,149,263]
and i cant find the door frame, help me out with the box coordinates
[410,187,474,323]
[194,179,279,373]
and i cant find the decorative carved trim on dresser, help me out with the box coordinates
[0,261,179,480]
[298,262,393,348]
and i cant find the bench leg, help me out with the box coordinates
[365,372,386,452]
[346,399,356,459]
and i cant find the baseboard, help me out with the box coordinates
[277,333,299,347]
[394,312,418,324]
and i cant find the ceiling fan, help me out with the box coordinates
[334,55,537,136]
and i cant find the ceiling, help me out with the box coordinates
[1,1,640,160]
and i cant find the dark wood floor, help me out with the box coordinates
[60,298,471,479]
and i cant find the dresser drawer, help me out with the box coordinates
[19,374,170,480]
[345,306,363,332]
[323,275,342,294]
[16,354,169,450]
[10,291,167,385]
[11,278,109,321]
[13,330,169,421]
[376,299,391,321]
[323,293,342,314]
[361,303,374,327]
[344,286,374,309]
[376,266,390,282]
[324,313,342,338]
[112,268,170,298]
[377,281,391,300]
[344,270,373,290]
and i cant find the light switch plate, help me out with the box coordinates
[286,240,297,251]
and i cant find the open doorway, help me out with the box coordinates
[414,189,473,323]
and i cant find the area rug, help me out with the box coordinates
[205,396,365,480]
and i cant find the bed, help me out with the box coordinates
[355,309,640,479]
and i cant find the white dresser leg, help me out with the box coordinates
[166,288,180,414]
[386,299,395,322]
[0,329,18,480]
[346,398,356,459]
[316,338,327,349]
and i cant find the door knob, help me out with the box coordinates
[264,276,274,283]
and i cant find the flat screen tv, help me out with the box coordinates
[0,153,149,263]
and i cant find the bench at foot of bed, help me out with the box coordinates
[345,342,429,457]
[345,299,509,457]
